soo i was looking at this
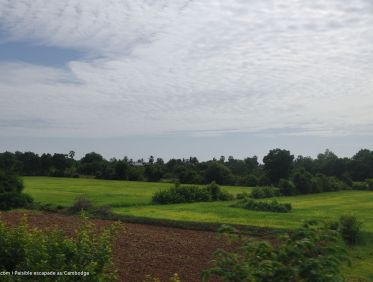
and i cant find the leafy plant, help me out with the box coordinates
[233,199,292,213]
[339,215,362,245]
[250,187,280,199]
[0,192,33,210]
[152,182,232,204]
[202,221,349,282]
[0,213,121,281]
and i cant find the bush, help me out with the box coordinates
[0,192,33,210]
[339,215,362,245]
[206,181,233,201]
[366,179,373,191]
[233,199,292,213]
[0,170,24,193]
[152,182,233,204]
[352,181,369,191]
[278,179,296,196]
[69,196,93,213]
[245,174,258,187]
[0,214,121,281]
[250,186,280,199]
[235,192,250,200]
[202,221,348,282]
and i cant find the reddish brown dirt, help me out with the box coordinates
[0,211,230,282]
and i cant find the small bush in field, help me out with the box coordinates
[69,196,93,213]
[352,181,369,191]
[152,182,232,204]
[0,213,121,281]
[250,186,280,199]
[233,199,292,213]
[202,221,348,282]
[366,179,373,190]
[0,192,33,210]
[339,215,362,245]
[236,192,250,200]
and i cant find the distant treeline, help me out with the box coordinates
[0,149,372,187]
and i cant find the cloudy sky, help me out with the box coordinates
[0,0,372,160]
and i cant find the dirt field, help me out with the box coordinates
[0,211,229,282]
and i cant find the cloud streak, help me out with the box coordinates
[0,0,373,138]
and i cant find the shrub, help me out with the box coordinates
[233,199,292,213]
[278,179,296,196]
[292,169,314,194]
[69,196,93,213]
[0,214,121,281]
[352,181,369,191]
[245,174,258,187]
[202,221,348,282]
[235,192,250,200]
[250,186,280,199]
[339,215,362,245]
[0,170,24,193]
[0,192,33,210]
[366,179,373,191]
[206,181,233,201]
[152,182,233,204]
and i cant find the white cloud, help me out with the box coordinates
[0,0,373,138]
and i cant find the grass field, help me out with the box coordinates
[23,176,373,281]
[23,176,250,207]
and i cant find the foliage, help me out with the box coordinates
[233,199,292,213]
[202,221,349,282]
[0,192,33,211]
[0,170,24,193]
[0,170,33,210]
[69,196,93,213]
[204,162,234,185]
[292,168,314,194]
[352,181,369,191]
[339,215,363,245]
[152,182,233,204]
[278,179,296,196]
[366,179,373,190]
[235,192,250,200]
[3,148,373,187]
[0,213,121,281]
[245,174,258,187]
[263,149,294,184]
[250,186,280,199]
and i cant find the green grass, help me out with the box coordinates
[23,176,250,207]
[23,176,373,281]
[112,191,373,232]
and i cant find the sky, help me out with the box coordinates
[0,0,372,161]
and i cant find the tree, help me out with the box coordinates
[292,168,314,194]
[205,162,233,185]
[263,149,294,184]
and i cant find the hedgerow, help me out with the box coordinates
[233,199,292,213]
[152,182,233,204]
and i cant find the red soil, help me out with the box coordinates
[0,211,229,282]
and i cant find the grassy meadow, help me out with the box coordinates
[23,176,373,281]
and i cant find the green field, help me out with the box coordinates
[23,177,250,207]
[23,176,373,281]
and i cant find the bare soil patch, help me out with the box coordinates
[0,211,230,282]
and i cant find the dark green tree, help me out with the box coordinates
[263,149,294,184]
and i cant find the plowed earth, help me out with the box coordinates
[0,211,231,282]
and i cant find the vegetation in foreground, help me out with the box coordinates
[203,221,349,282]
[0,213,121,282]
